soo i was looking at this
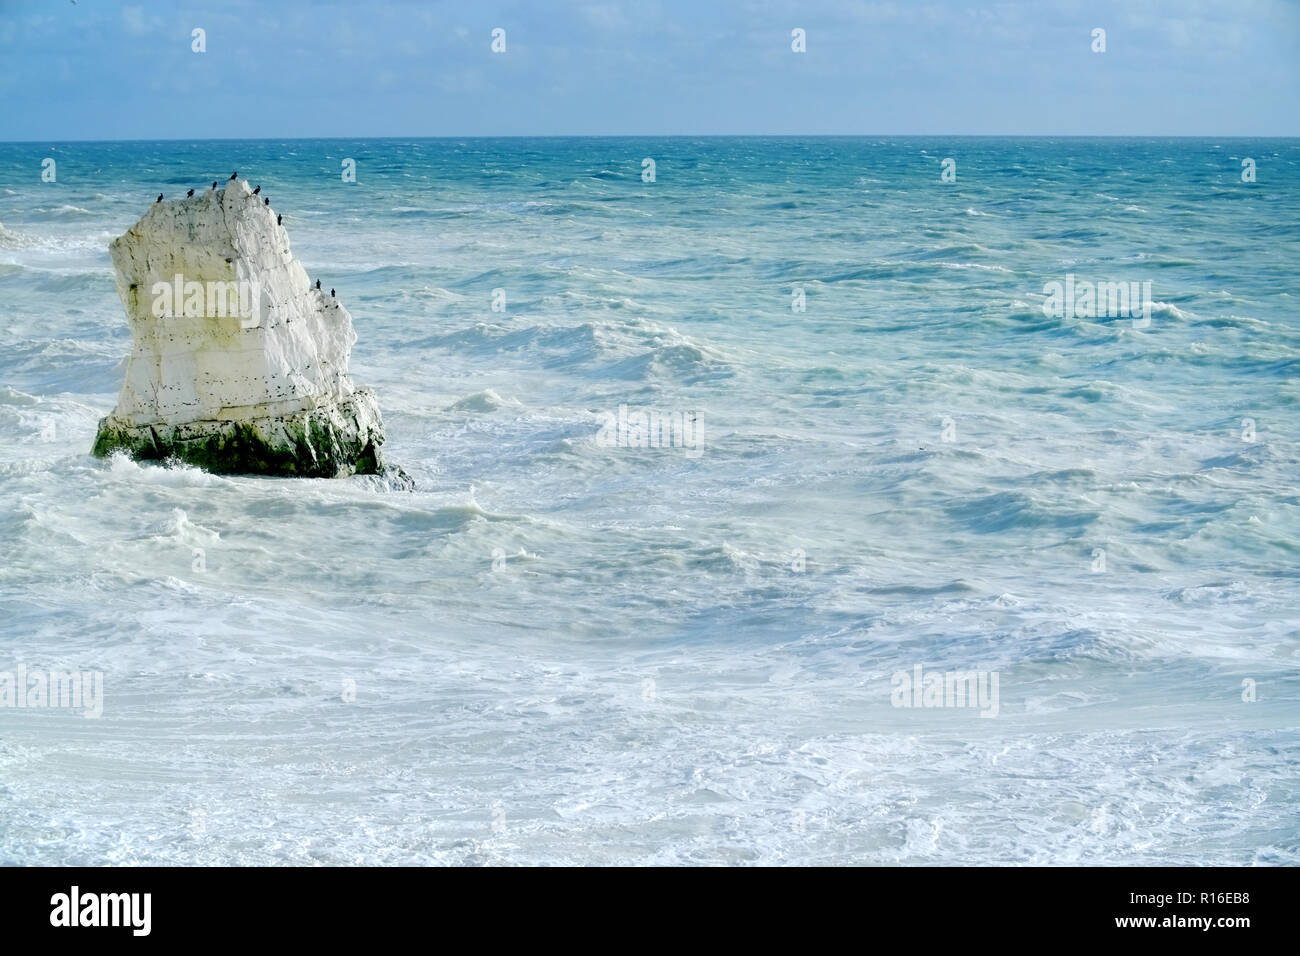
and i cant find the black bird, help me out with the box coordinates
[263,197,269,206]
[330,288,335,298]
[276,214,282,225]
[211,181,217,190]
[253,185,260,195]
[186,188,194,197]
[315,280,321,290]
[229,172,238,180]
[156,193,163,203]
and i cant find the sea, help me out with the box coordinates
[0,137,1297,864]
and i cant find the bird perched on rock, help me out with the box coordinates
[211,181,217,190]
[155,194,163,203]
[229,172,238,180]
[315,280,321,290]
[330,288,335,298]
[263,197,269,206]
[187,188,194,197]
[277,214,282,225]
[253,185,261,195]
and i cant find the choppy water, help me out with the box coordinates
[1,137,1298,865]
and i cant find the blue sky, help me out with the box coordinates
[1,0,1296,140]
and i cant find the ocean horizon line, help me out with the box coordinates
[3,133,1298,147]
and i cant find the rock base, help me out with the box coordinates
[92,388,393,480]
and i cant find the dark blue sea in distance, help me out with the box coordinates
[1,137,1297,863]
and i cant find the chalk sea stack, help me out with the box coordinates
[92,180,401,481]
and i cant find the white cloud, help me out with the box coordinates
[121,5,156,36]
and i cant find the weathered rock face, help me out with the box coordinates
[93,181,395,479]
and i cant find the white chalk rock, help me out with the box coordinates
[93,181,401,480]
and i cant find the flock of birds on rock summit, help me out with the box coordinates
[153,172,336,300]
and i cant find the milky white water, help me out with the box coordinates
[1,138,1298,864]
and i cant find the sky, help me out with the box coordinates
[0,0,1296,140]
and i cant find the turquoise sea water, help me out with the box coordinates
[1,137,1298,864]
